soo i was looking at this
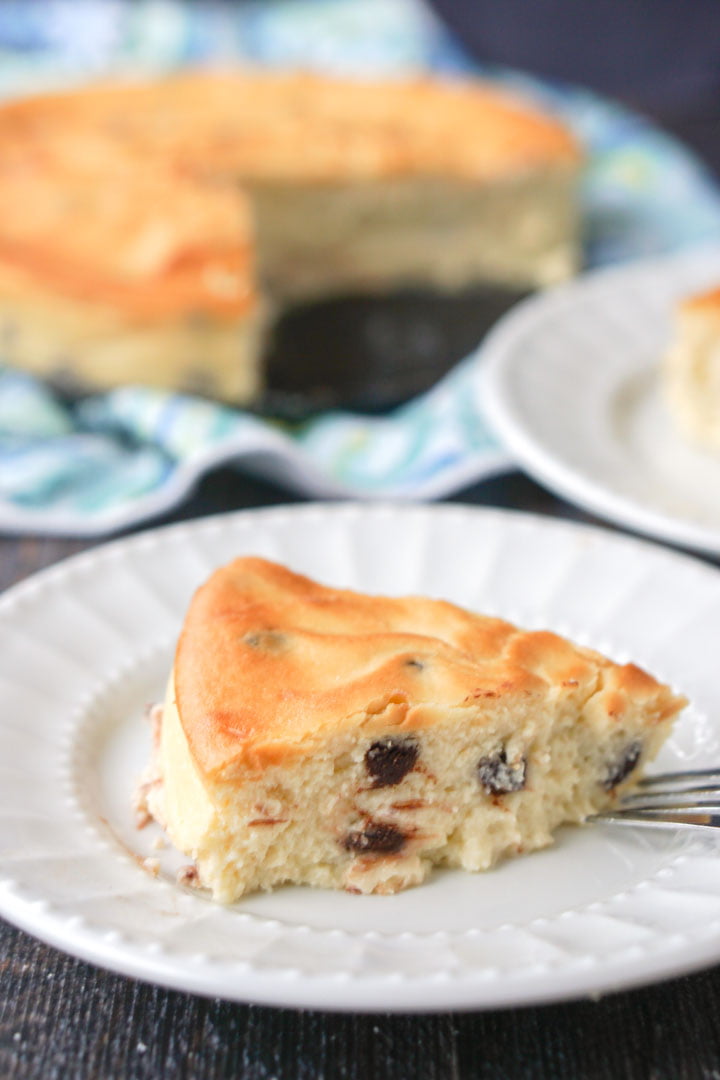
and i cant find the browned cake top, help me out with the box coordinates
[0,123,255,320]
[2,69,580,182]
[173,557,682,778]
[0,70,580,318]
[681,285,720,320]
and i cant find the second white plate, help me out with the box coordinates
[481,245,720,555]
[1,504,720,1011]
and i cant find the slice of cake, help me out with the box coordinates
[664,285,720,452]
[0,70,582,402]
[138,557,684,900]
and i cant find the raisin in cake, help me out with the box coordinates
[138,557,684,899]
[664,284,720,452]
[0,71,581,402]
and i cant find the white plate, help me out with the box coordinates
[1,503,719,1012]
[481,245,720,555]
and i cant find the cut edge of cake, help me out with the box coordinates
[664,284,720,452]
[0,280,265,402]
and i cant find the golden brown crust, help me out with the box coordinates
[681,286,720,318]
[0,240,256,322]
[0,69,580,318]
[174,557,684,779]
[1,69,580,180]
[0,130,255,321]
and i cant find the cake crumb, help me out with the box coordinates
[133,778,161,830]
[177,864,200,888]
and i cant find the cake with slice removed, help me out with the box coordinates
[137,557,686,899]
[0,70,582,402]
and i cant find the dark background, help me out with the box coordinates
[426,0,720,184]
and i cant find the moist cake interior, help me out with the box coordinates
[664,286,720,452]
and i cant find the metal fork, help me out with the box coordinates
[589,767,720,831]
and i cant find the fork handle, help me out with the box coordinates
[589,808,720,828]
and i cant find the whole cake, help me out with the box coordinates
[0,70,582,402]
[138,557,685,900]
[664,284,720,452]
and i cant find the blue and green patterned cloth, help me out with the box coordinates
[2,0,720,535]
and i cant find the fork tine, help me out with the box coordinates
[589,767,720,832]
[628,784,720,798]
[639,767,720,788]
[620,791,720,808]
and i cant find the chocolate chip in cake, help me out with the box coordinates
[603,739,642,790]
[477,747,527,795]
[365,736,419,787]
[342,823,407,856]
[243,630,287,653]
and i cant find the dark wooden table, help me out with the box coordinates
[2,114,720,1080]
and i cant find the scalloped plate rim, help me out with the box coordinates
[480,244,720,556]
[1,502,720,1011]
